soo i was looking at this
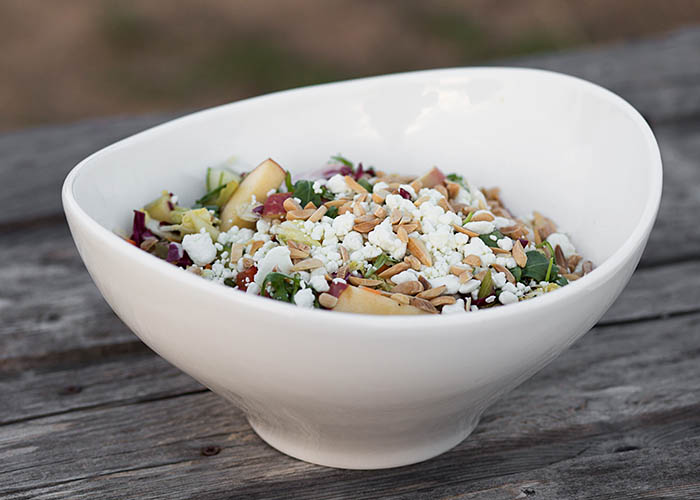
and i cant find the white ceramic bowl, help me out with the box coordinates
[62,68,662,469]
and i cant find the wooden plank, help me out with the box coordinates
[1,219,699,374]
[0,113,176,228]
[0,28,699,230]
[511,27,700,125]
[1,311,698,499]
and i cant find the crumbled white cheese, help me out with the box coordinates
[398,184,416,199]
[442,298,467,314]
[368,218,407,260]
[385,194,420,217]
[459,279,481,294]
[492,271,507,288]
[182,233,216,266]
[498,290,518,305]
[391,270,420,285]
[428,275,461,294]
[254,246,293,286]
[342,231,364,252]
[332,213,355,237]
[294,288,315,308]
[309,272,330,292]
[327,174,351,194]
[464,221,495,234]
[547,232,576,258]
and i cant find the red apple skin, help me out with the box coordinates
[417,167,446,188]
[262,192,292,217]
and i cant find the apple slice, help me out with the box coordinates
[334,285,425,315]
[220,159,287,230]
[416,166,446,188]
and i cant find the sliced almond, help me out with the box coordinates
[452,224,479,237]
[323,199,346,208]
[353,202,366,217]
[554,244,569,272]
[414,195,431,207]
[344,175,368,194]
[431,296,456,307]
[372,192,387,204]
[229,243,244,264]
[512,239,527,268]
[396,226,409,243]
[390,209,402,224]
[357,193,368,203]
[348,276,383,287]
[464,254,482,267]
[353,220,381,233]
[241,257,254,269]
[304,201,316,210]
[416,285,446,300]
[290,258,324,271]
[401,223,419,234]
[338,202,353,215]
[437,198,453,213]
[283,197,302,211]
[336,264,349,279]
[286,208,316,220]
[353,214,375,224]
[434,184,448,198]
[492,263,516,284]
[319,293,338,309]
[582,260,593,275]
[307,205,327,223]
[458,270,473,283]
[410,296,439,314]
[392,280,424,295]
[563,273,581,281]
[568,254,582,271]
[475,269,488,281]
[418,275,432,291]
[409,179,423,192]
[491,247,512,255]
[404,254,422,271]
[249,240,265,255]
[407,237,432,266]
[445,181,461,199]
[390,293,411,305]
[450,265,469,276]
[471,211,495,222]
[289,248,310,260]
[373,206,387,218]
[339,245,350,263]
[378,262,410,279]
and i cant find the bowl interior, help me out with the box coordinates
[70,68,659,267]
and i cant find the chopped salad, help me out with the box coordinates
[125,156,593,314]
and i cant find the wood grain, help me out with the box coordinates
[1,312,698,499]
[2,27,700,500]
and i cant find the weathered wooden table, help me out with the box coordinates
[2,28,700,500]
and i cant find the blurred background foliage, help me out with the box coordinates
[1,0,699,131]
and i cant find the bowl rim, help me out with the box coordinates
[62,66,663,333]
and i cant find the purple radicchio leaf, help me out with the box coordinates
[130,210,153,245]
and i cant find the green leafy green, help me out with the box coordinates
[544,256,554,282]
[284,170,294,192]
[325,205,339,218]
[537,240,554,258]
[522,250,559,282]
[478,270,493,299]
[510,266,522,282]
[358,178,373,193]
[555,275,569,286]
[195,184,226,206]
[479,230,504,248]
[463,211,474,224]
[223,277,237,288]
[319,185,335,202]
[261,272,302,303]
[364,253,397,278]
[330,155,353,168]
[446,173,468,190]
[291,180,321,207]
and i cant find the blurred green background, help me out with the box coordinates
[1,0,699,132]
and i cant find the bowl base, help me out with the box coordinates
[247,416,479,470]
